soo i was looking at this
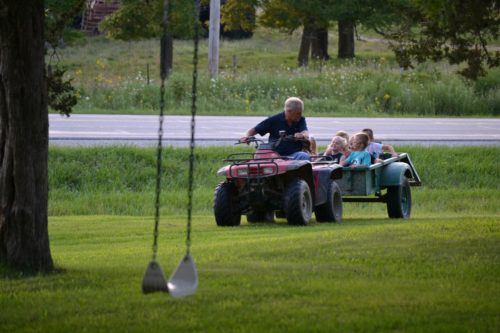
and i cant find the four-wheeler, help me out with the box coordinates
[213,133,421,226]
[214,133,343,226]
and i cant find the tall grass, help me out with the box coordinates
[48,145,500,217]
[55,29,500,117]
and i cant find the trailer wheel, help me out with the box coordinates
[284,179,312,225]
[214,181,241,226]
[315,180,343,222]
[386,178,412,219]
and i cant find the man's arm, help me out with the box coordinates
[240,127,257,143]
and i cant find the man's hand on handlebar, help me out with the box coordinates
[294,132,306,140]
[239,136,253,143]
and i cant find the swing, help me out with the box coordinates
[141,0,200,298]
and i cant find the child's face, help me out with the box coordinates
[350,136,365,151]
[331,139,344,152]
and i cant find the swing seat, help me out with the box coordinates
[167,254,198,298]
[142,261,169,293]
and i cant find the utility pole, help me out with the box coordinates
[208,0,220,79]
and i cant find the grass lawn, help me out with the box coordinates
[1,214,499,333]
[1,146,499,332]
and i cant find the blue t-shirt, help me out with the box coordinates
[345,151,371,167]
[254,112,308,156]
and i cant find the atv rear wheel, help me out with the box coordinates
[315,180,342,222]
[284,178,312,225]
[214,181,241,226]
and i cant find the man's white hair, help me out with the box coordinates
[284,97,304,112]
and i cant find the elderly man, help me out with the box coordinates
[240,97,310,160]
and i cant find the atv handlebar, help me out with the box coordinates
[237,133,309,150]
[236,136,264,148]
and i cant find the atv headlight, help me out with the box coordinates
[237,168,249,177]
[217,166,229,176]
[262,166,274,175]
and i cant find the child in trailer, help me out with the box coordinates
[361,128,397,162]
[340,132,371,167]
[334,130,351,157]
[322,136,348,163]
[335,130,350,143]
[308,136,318,156]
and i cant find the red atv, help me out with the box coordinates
[213,132,343,226]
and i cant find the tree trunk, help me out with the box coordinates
[311,27,330,61]
[0,1,53,273]
[160,34,173,79]
[298,24,315,67]
[338,20,355,59]
[160,0,173,79]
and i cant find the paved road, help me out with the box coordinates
[49,114,500,147]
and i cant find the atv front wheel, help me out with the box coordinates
[284,178,312,225]
[214,181,241,226]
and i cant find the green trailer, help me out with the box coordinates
[315,153,422,219]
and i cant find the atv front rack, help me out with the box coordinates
[228,160,280,178]
[223,151,289,163]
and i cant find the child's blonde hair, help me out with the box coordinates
[335,130,349,142]
[331,136,347,149]
[352,132,370,149]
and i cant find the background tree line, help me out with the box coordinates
[101,0,499,80]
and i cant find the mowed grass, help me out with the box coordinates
[1,145,499,332]
[1,215,498,332]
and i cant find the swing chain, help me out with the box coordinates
[186,0,200,254]
[151,0,170,262]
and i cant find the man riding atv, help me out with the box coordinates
[240,97,311,160]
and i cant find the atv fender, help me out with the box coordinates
[285,162,315,204]
[314,164,343,206]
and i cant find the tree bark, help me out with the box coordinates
[160,34,173,79]
[0,1,53,273]
[160,0,173,79]
[311,27,330,61]
[298,24,315,67]
[338,19,355,59]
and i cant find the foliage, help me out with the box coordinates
[259,0,367,33]
[45,0,87,117]
[220,0,258,32]
[99,0,162,40]
[65,47,500,117]
[258,0,416,63]
[382,0,500,80]
[55,25,499,116]
[45,0,86,47]
[100,0,198,40]
[47,66,78,117]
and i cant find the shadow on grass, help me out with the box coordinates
[232,216,410,229]
[0,261,66,280]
